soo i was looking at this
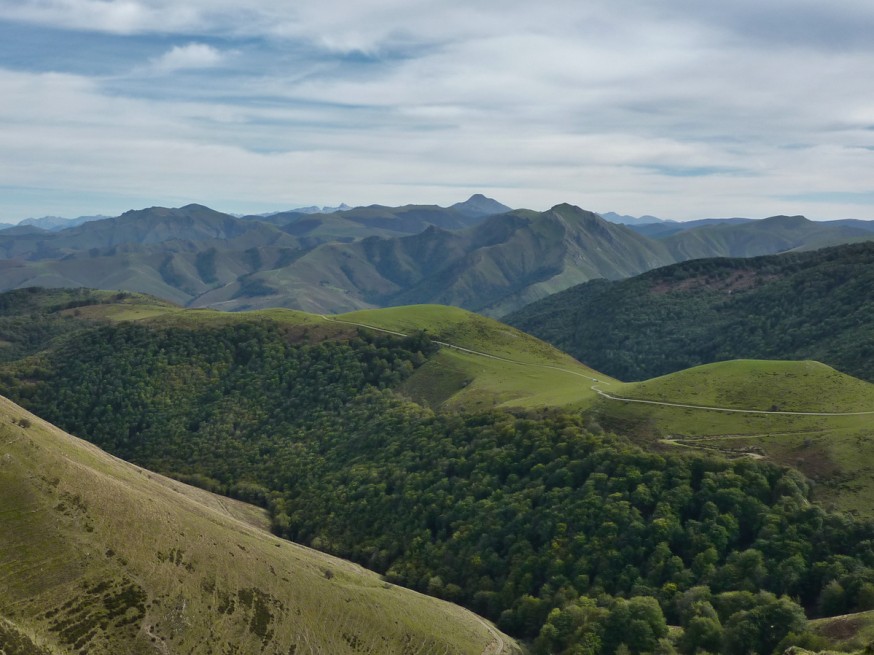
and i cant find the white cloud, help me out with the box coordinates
[1,1,874,219]
[0,0,197,35]
[150,43,226,72]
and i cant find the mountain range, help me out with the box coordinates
[1,196,873,316]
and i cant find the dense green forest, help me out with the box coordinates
[2,300,874,654]
[504,242,874,383]
[0,287,111,362]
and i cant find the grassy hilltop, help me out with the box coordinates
[593,360,874,516]
[334,304,615,410]
[0,395,517,655]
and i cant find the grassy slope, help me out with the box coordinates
[0,396,517,655]
[63,296,616,411]
[595,360,874,517]
[810,609,874,653]
[616,360,874,413]
[337,305,617,410]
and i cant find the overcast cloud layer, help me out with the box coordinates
[1,0,873,221]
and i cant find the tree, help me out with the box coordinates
[722,594,805,655]
[818,580,847,616]
[679,616,722,655]
[603,597,667,655]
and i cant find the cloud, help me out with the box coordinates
[150,43,226,72]
[0,1,873,220]
[0,0,197,35]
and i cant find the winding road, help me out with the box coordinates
[323,314,874,417]
[591,386,874,417]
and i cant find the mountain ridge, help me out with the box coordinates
[1,199,874,316]
[505,241,874,383]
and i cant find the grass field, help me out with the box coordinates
[0,396,519,655]
[337,305,617,409]
[595,360,874,517]
[612,360,874,413]
[69,298,617,411]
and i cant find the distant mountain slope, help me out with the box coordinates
[662,215,874,259]
[398,205,672,315]
[195,204,675,314]
[626,216,874,242]
[253,194,510,242]
[0,395,515,655]
[627,217,755,239]
[0,198,522,311]
[505,242,874,382]
[2,201,874,316]
[17,213,108,230]
[598,211,669,225]
[450,193,513,218]
[0,204,299,261]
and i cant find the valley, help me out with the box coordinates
[2,287,874,654]
[7,1,874,653]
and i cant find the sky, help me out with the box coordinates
[1,1,874,222]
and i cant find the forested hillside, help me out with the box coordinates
[2,289,874,654]
[505,242,874,383]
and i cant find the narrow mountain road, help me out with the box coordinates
[320,314,608,384]
[322,314,874,417]
[591,386,874,417]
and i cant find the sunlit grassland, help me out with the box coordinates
[339,305,616,409]
[595,360,874,517]
[614,360,874,413]
[0,396,518,655]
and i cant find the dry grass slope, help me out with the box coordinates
[0,397,519,655]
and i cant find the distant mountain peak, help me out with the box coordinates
[549,203,604,223]
[292,203,353,215]
[551,202,589,213]
[179,203,214,211]
[449,194,512,218]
